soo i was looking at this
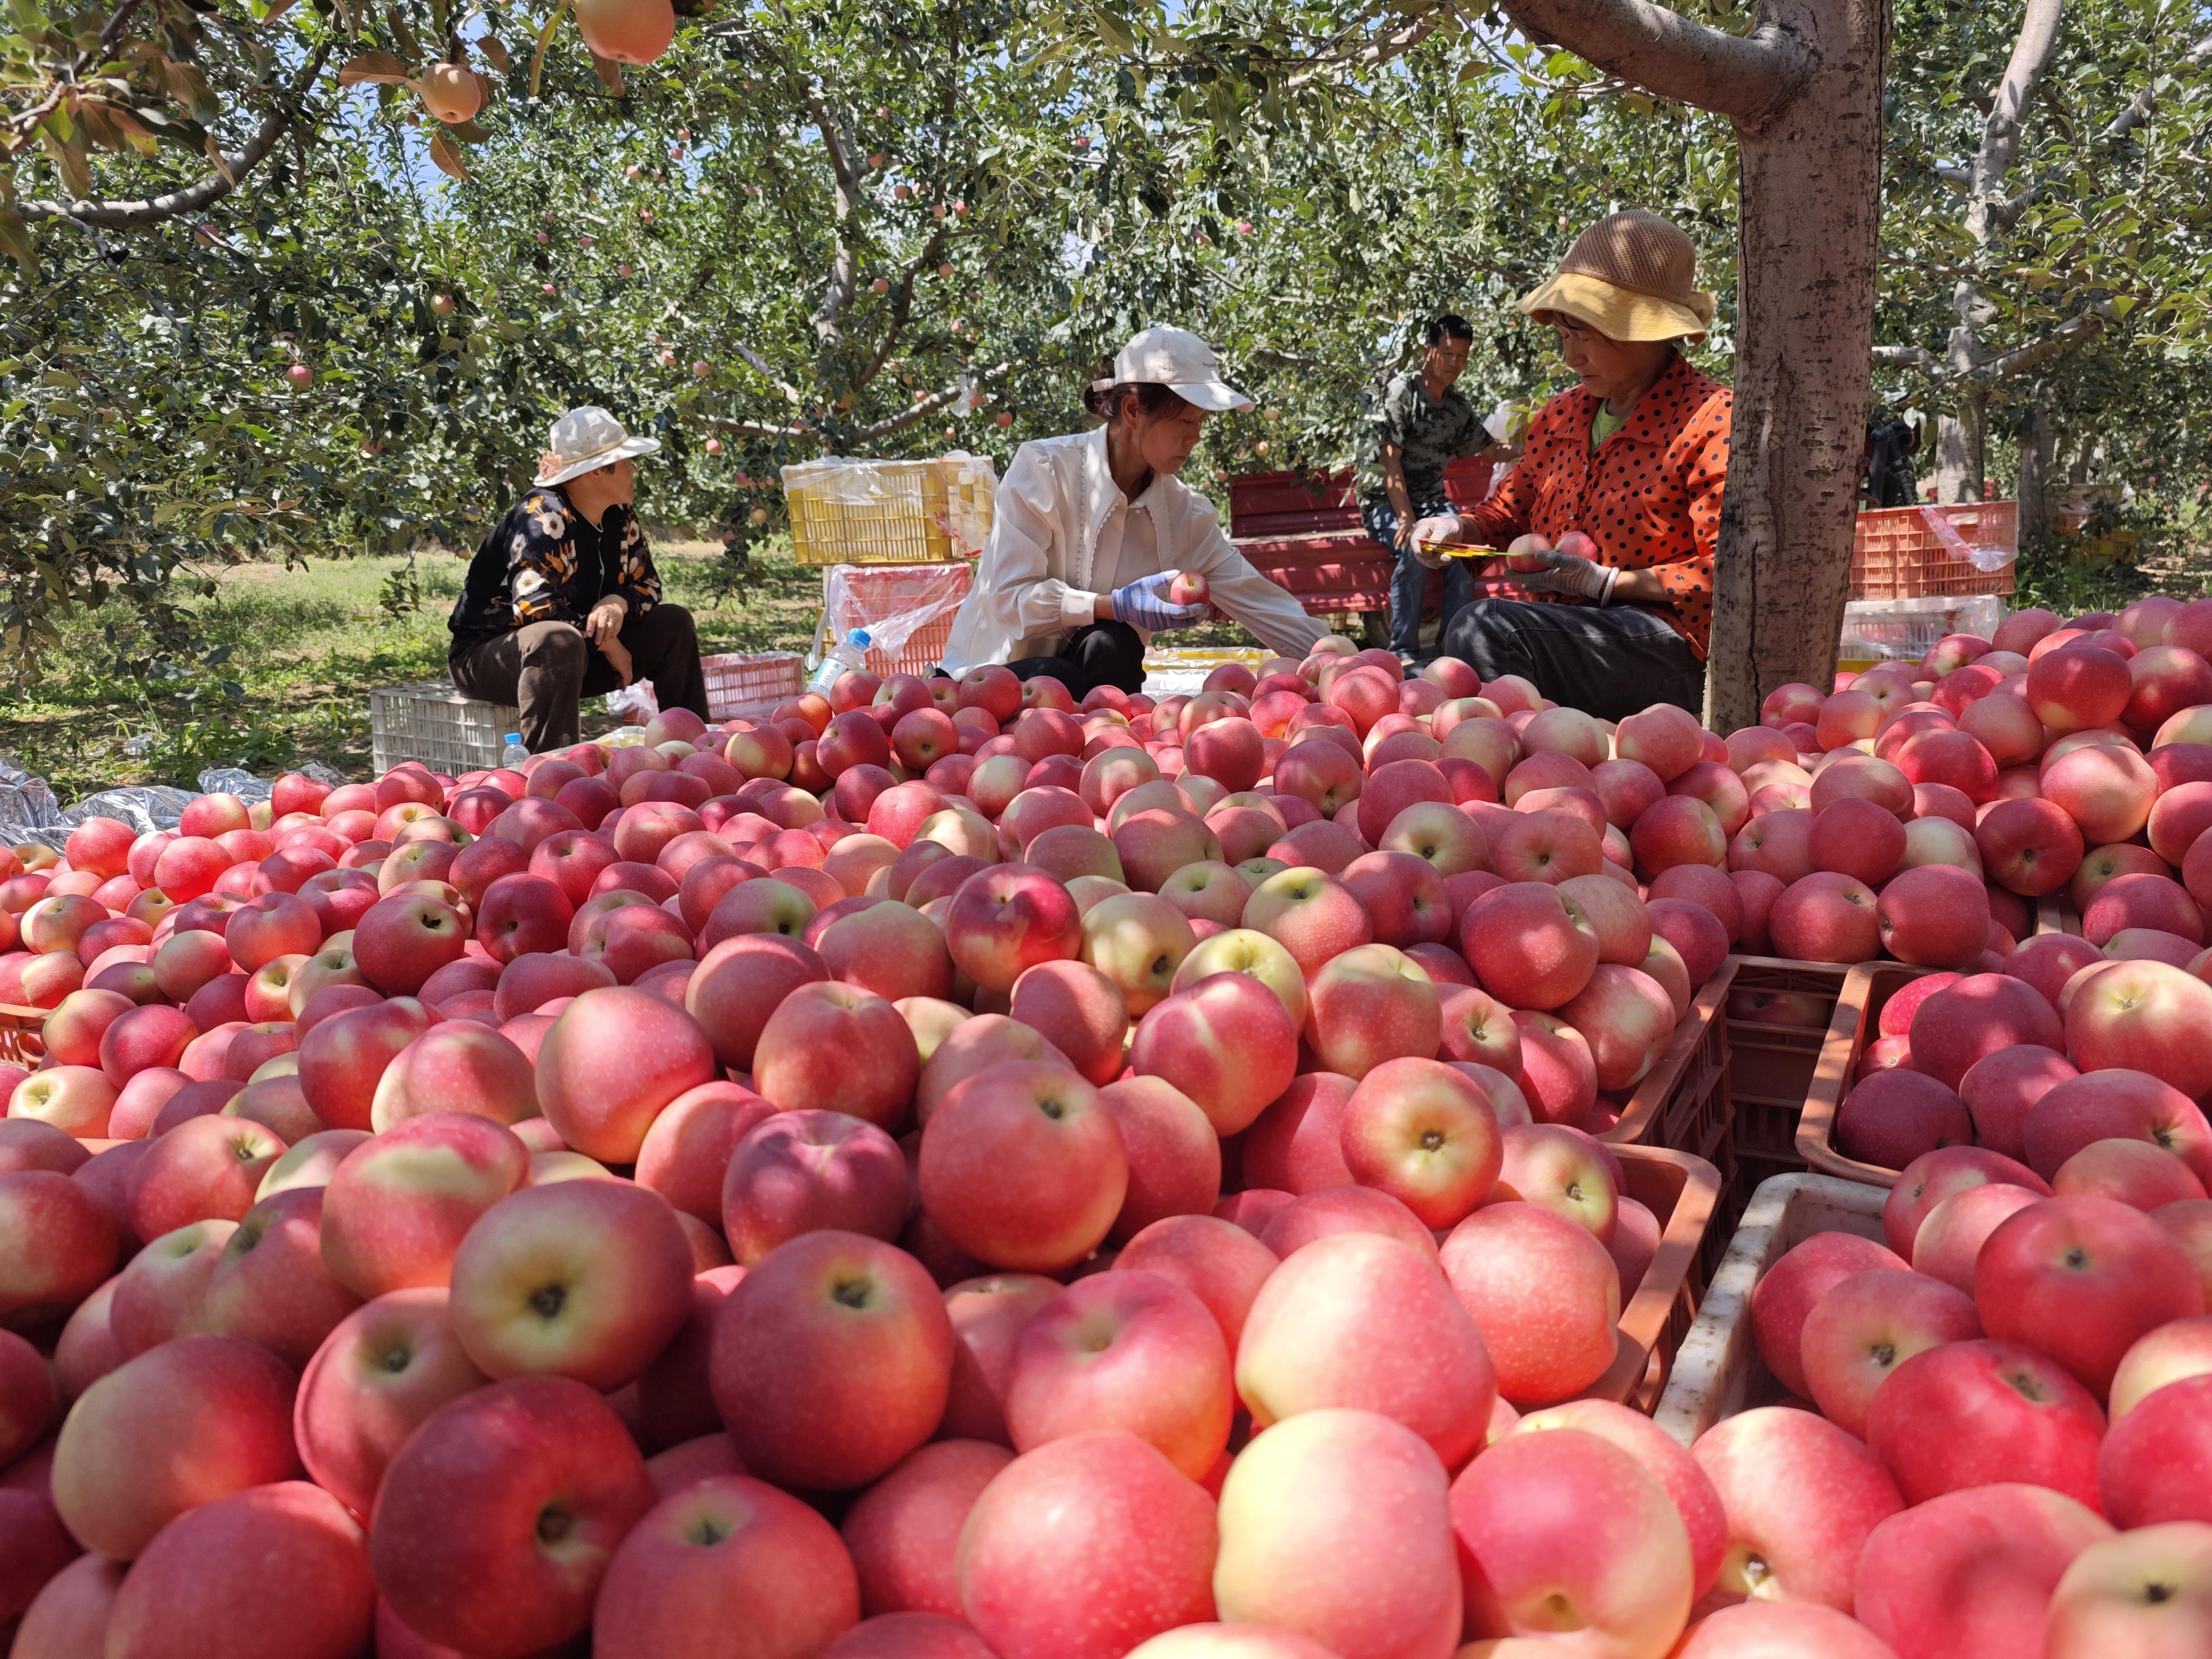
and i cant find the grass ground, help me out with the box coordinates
[0,540,833,801]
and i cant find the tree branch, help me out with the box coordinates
[1492,0,1812,126]
[1286,9,1457,90]
[802,90,861,344]
[18,45,330,227]
[853,225,949,396]
[729,340,803,406]
[699,413,811,441]
[1964,299,2116,383]
[1965,0,2063,245]
[852,360,1011,443]
[2103,33,2212,141]
[1873,344,1940,370]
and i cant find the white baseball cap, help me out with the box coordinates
[1091,326,1253,412]
[537,406,662,487]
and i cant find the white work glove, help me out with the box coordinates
[1520,547,1620,604]
[1408,513,1464,570]
[1111,571,1210,632]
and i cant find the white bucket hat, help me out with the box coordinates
[537,406,662,487]
[1091,326,1253,412]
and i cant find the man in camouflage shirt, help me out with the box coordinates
[1358,314,1491,662]
[450,407,709,750]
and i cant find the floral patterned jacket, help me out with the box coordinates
[448,484,663,644]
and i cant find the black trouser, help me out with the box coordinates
[1006,621,1147,698]
[1438,598,1705,722]
[449,604,709,751]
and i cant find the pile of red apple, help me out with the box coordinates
[1738,594,2212,1177]
[0,605,2192,1659]
[1673,1129,2212,1656]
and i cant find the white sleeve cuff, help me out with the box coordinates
[1062,589,1101,629]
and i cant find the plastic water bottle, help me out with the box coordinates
[502,732,529,768]
[808,628,872,696]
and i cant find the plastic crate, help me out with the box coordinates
[1653,1172,1889,1446]
[1600,962,1735,1180]
[1797,960,1939,1189]
[1584,1146,1725,1414]
[0,1004,44,1068]
[782,456,995,568]
[702,652,804,723]
[817,563,975,679]
[1719,957,1853,1210]
[1142,648,1276,697]
[1837,594,2007,671]
[370,680,520,775]
[1849,502,2018,601]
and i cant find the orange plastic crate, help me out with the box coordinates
[0,1004,45,1067]
[1849,503,2018,601]
[1584,1145,1725,1413]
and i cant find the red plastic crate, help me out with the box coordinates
[820,563,975,678]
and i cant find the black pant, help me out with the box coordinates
[449,604,709,751]
[1006,621,1147,698]
[1438,598,1705,722]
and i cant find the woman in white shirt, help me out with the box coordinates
[940,327,1331,695]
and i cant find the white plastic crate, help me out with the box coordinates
[369,680,520,775]
[1837,594,2007,669]
[702,652,804,721]
[1651,1171,1889,1448]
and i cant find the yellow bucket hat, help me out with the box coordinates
[1518,210,1717,344]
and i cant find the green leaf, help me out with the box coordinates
[338,51,412,85]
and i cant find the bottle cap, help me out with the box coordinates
[849,629,872,648]
[503,732,521,744]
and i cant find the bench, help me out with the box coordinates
[1228,455,1498,643]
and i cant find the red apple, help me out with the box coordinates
[919,1061,1128,1271]
[50,1334,301,1560]
[1006,1271,1232,1479]
[447,1178,693,1390]
[369,1375,655,1655]
[1237,1230,1494,1465]
[710,1230,954,1491]
[1692,1405,1904,1611]
[1211,1408,1459,1659]
[318,1111,530,1298]
[1866,1338,2106,1507]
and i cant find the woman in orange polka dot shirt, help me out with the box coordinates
[1416,210,1731,721]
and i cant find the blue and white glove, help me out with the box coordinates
[1110,570,1210,632]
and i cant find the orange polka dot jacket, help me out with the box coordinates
[1459,353,1730,660]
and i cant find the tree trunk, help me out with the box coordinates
[1932,401,1985,502]
[1701,0,1892,731]
[2017,393,2056,545]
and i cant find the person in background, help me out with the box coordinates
[1358,314,1498,667]
[938,326,1332,695]
[449,406,709,751]
[1414,210,1731,721]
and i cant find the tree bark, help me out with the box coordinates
[2018,392,2057,545]
[1698,0,1891,730]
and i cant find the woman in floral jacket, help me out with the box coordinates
[1417,211,1731,721]
[450,407,709,751]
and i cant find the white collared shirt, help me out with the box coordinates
[940,426,1330,673]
